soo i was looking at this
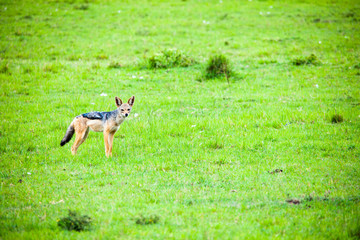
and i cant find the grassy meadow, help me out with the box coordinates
[1,0,360,239]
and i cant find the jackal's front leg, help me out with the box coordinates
[103,131,110,157]
[108,132,115,157]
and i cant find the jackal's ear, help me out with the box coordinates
[115,97,122,107]
[128,96,135,107]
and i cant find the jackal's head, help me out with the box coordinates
[115,96,135,118]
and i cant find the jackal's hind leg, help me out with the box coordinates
[71,128,89,155]
[79,128,89,145]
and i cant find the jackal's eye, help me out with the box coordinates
[128,109,131,111]
[121,109,124,112]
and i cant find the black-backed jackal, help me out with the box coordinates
[60,96,135,157]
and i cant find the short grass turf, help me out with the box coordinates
[1,0,360,239]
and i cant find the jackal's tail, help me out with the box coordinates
[60,122,75,146]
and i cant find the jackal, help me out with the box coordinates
[60,96,135,157]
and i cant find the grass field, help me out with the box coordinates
[1,0,360,239]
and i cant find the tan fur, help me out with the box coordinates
[63,96,135,157]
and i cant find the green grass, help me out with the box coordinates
[142,49,197,69]
[0,0,360,239]
[201,53,234,82]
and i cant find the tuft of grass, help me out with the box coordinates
[143,49,197,69]
[23,67,32,74]
[43,64,60,73]
[202,54,233,81]
[96,54,109,60]
[213,158,231,165]
[107,61,122,69]
[23,15,32,20]
[353,63,360,69]
[331,114,344,123]
[349,224,360,239]
[92,63,100,69]
[207,140,224,150]
[74,4,89,10]
[67,54,81,61]
[134,214,160,225]
[258,59,278,64]
[57,210,92,232]
[0,62,10,75]
[291,54,320,66]
[348,145,356,151]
